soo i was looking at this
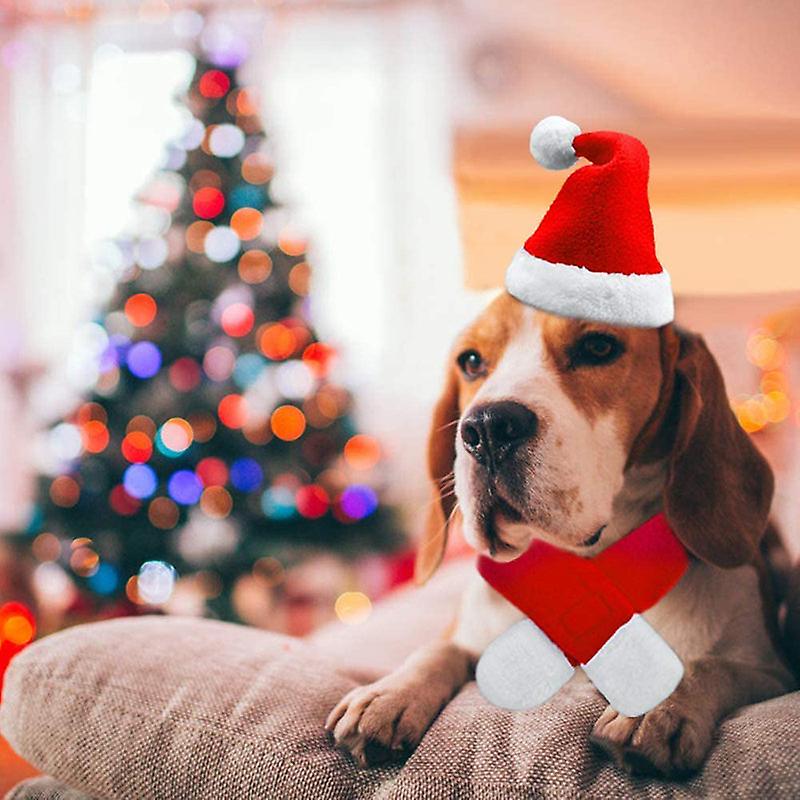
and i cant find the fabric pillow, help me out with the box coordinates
[3,602,800,799]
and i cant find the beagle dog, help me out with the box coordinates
[327,292,796,777]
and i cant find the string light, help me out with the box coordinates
[198,69,230,99]
[220,302,254,337]
[258,323,295,360]
[124,293,158,327]
[193,186,225,219]
[126,341,162,378]
[200,486,233,518]
[109,485,141,516]
[296,484,329,518]
[238,250,272,284]
[334,592,372,625]
[50,475,80,508]
[159,417,194,454]
[218,393,248,429]
[123,464,158,499]
[169,357,202,391]
[196,457,228,487]
[344,435,381,471]
[148,496,180,530]
[204,225,240,262]
[167,470,203,505]
[229,458,263,492]
[271,405,306,441]
[204,345,236,382]
[81,420,110,453]
[733,323,796,433]
[137,561,177,605]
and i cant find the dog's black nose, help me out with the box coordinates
[460,401,538,468]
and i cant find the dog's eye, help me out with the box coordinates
[457,349,487,380]
[570,333,623,367]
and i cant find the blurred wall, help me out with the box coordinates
[262,0,800,531]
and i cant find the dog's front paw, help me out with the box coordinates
[325,677,439,767]
[590,697,715,778]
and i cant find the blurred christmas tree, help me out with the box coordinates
[19,38,402,628]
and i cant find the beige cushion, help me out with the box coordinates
[3,560,800,799]
[4,777,96,800]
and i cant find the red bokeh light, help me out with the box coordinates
[199,70,231,99]
[193,187,225,220]
[218,394,248,429]
[221,303,255,338]
[169,357,202,392]
[296,484,329,519]
[121,432,153,463]
[302,342,336,377]
[109,485,141,516]
[124,293,158,327]
[196,457,229,487]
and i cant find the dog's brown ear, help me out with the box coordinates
[414,367,461,585]
[664,330,774,568]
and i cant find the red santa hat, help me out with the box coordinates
[505,116,674,328]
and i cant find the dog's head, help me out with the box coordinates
[415,292,774,583]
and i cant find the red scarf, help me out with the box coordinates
[477,513,688,665]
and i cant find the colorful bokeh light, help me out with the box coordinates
[159,417,194,454]
[196,457,228,487]
[296,484,329,519]
[193,186,225,219]
[126,341,162,379]
[229,457,263,492]
[343,435,381,471]
[81,420,110,454]
[200,486,233,518]
[334,591,372,625]
[238,250,272,284]
[302,342,335,377]
[123,464,158,499]
[148,496,180,530]
[124,293,158,327]
[221,302,254,337]
[230,207,263,240]
[167,470,203,505]
[50,475,80,508]
[218,394,248,429]
[121,431,152,463]
[109,484,141,516]
[258,323,295,360]
[271,405,306,441]
[261,486,295,519]
[339,485,378,520]
[169,357,202,392]
[198,69,231,99]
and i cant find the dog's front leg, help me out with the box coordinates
[590,656,794,777]
[326,641,474,766]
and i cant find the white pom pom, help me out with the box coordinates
[530,116,581,170]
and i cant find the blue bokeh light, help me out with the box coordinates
[126,341,162,379]
[167,470,203,505]
[230,458,264,492]
[88,562,119,595]
[261,486,295,519]
[123,464,158,499]
[233,353,267,389]
[340,485,379,520]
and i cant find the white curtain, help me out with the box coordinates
[0,25,94,528]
